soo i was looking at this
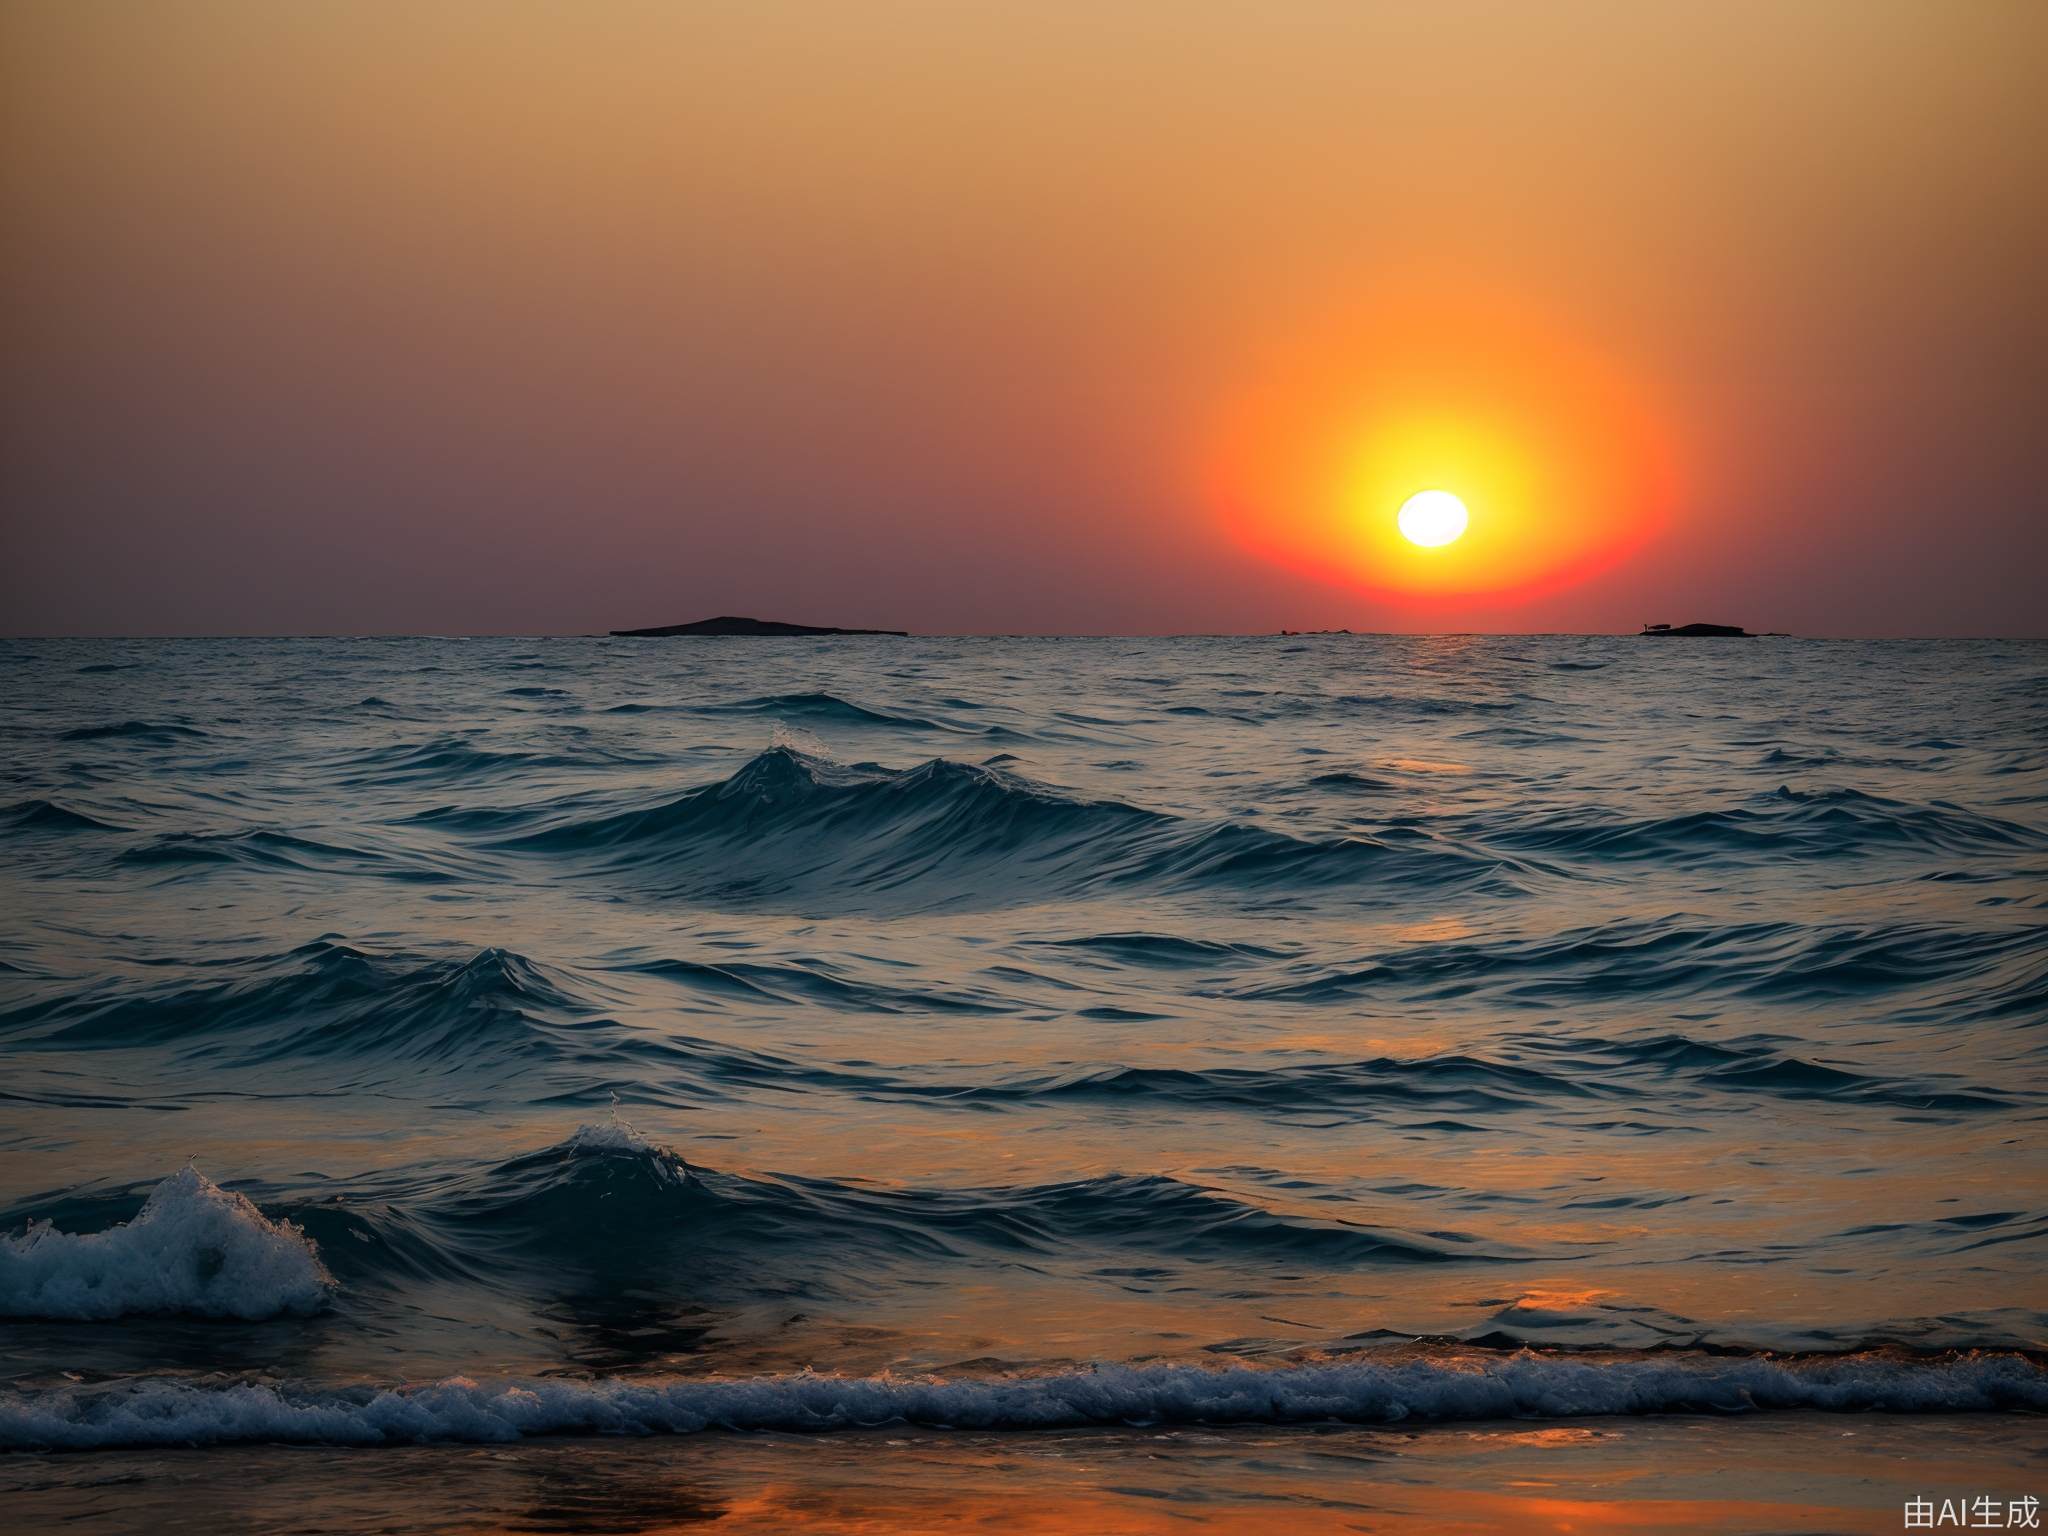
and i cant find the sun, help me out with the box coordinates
[1396,489,1469,547]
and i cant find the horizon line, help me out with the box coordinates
[6,630,2048,643]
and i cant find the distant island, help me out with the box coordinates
[610,616,910,637]
[1640,622,1753,638]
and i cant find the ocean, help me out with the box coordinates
[2,635,2043,1531]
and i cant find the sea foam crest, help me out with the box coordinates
[556,1106,687,1182]
[0,1167,335,1321]
[2,1350,2040,1449]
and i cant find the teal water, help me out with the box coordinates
[1,637,2042,1481]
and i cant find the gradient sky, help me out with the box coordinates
[4,1,2043,636]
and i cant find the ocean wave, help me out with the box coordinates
[922,1057,1604,1117]
[1260,692,1522,722]
[0,940,994,1095]
[494,746,1507,907]
[272,1122,1519,1300]
[1694,1054,2016,1111]
[1033,933,1298,968]
[57,720,208,745]
[114,828,455,882]
[335,738,561,785]
[1483,787,2048,863]
[1300,770,1398,793]
[1901,947,2048,1025]
[930,1173,1514,1264]
[704,691,1010,737]
[619,954,1018,1015]
[1027,1000,2025,1117]
[418,1119,702,1249]
[307,1119,947,1294]
[5,1349,2040,1449]
[243,947,610,1068]
[1509,1030,2021,1114]
[1229,915,2048,1012]
[0,1167,333,1322]
[0,941,617,1071]
[0,798,126,834]
[1830,1210,2048,1259]
[334,736,659,788]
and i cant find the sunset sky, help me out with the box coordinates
[4,1,2043,636]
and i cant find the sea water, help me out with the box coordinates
[2,636,2042,1528]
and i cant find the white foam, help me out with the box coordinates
[3,1351,2039,1450]
[561,1120,648,1156]
[0,1167,335,1322]
[768,722,830,758]
[557,1109,686,1182]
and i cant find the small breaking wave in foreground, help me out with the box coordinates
[0,1167,333,1322]
[6,1350,2042,1450]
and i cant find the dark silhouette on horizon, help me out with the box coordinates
[610,616,910,637]
[1640,622,1753,637]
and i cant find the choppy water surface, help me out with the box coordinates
[2,636,2043,1523]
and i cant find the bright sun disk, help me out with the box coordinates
[1397,489,1469,547]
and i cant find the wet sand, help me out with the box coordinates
[6,1413,2039,1534]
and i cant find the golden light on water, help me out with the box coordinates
[1396,490,1469,548]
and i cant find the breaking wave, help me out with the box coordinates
[0,1167,334,1322]
[5,1349,2041,1449]
[3,1121,1529,1330]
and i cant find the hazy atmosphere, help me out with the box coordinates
[5,1,2044,636]
[5,8,2047,1531]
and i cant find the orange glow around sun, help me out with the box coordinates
[1211,289,1680,608]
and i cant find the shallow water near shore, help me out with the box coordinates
[2,635,2043,1525]
[6,1415,2044,1534]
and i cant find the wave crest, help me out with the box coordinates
[498,746,1506,907]
[0,1167,334,1321]
[5,1349,2040,1449]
